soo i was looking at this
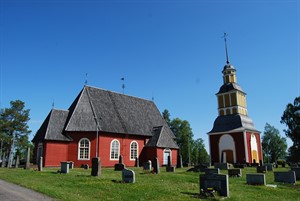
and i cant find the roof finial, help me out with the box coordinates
[52,100,55,109]
[121,77,125,94]
[85,73,88,85]
[223,33,230,64]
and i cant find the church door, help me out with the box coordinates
[222,150,234,163]
[163,149,171,165]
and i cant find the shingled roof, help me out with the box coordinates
[33,86,176,144]
[145,126,179,149]
[208,114,259,134]
[32,109,72,142]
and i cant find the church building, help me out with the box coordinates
[32,85,178,167]
[208,37,262,165]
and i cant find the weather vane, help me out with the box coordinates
[223,33,230,64]
[85,73,88,85]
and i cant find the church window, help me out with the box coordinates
[110,140,120,160]
[78,138,90,160]
[130,141,138,160]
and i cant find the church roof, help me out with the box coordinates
[216,82,245,94]
[33,86,176,144]
[145,126,179,149]
[208,114,259,134]
[32,109,72,142]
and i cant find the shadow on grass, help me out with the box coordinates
[181,192,220,200]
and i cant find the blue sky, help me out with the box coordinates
[1,0,299,150]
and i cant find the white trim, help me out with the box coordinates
[208,135,212,165]
[110,139,120,161]
[130,141,138,160]
[78,138,90,160]
[243,131,249,163]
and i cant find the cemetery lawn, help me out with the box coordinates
[0,167,299,201]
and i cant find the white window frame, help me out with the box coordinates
[130,141,138,160]
[78,138,90,160]
[110,139,120,160]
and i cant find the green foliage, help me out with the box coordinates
[0,100,31,162]
[262,123,287,163]
[191,138,209,165]
[281,96,300,162]
[162,109,171,126]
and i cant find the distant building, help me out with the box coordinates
[208,60,262,165]
[32,86,178,167]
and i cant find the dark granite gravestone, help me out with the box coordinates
[60,162,69,173]
[24,147,30,169]
[153,157,160,174]
[143,160,152,170]
[177,154,183,168]
[256,165,267,173]
[259,160,263,167]
[274,171,296,184]
[14,155,19,168]
[246,174,266,185]
[214,163,229,170]
[114,155,125,171]
[204,168,220,175]
[291,167,300,180]
[187,164,209,172]
[228,168,242,177]
[38,157,43,171]
[122,168,135,183]
[135,157,139,167]
[200,174,229,197]
[68,161,74,169]
[264,163,274,171]
[91,157,101,176]
[166,155,175,172]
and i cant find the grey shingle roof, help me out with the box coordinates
[65,86,175,137]
[32,109,72,142]
[208,114,259,134]
[216,83,245,95]
[145,126,179,149]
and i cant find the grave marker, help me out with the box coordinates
[228,168,242,177]
[291,167,300,180]
[246,174,266,185]
[256,166,267,173]
[60,161,69,173]
[153,157,160,174]
[200,174,229,197]
[143,160,152,170]
[38,156,43,171]
[24,147,30,169]
[135,157,139,167]
[122,168,135,183]
[274,171,296,184]
[214,163,229,170]
[204,168,220,175]
[264,163,274,171]
[91,157,101,176]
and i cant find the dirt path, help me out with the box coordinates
[0,179,54,201]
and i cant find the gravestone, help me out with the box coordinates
[143,160,152,170]
[114,155,125,171]
[233,164,245,169]
[166,155,175,172]
[153,157,160,174]
[228,168,242,177]
[259,160,263,167]
[60,162,69,173]
[199,174,229,197]
[214,163,229,170]
[264,163,274,171]
[24,147,30,169]
[256,166,267,173]
[204,168,220,175]
[246,174,266,185]
[291,167,300,180]
[38,156,43,171]
[135,157,139,167]
[14,155,19,168]
[84,164,89,169]
[122,168,135,183]
[91,157,101,176]
[177,154,183,168]
[274,171,296,184]
[68,161,74,169]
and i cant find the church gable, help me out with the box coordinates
[146,126,179,149]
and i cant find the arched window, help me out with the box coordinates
[110,140,120,160]
[78,138,90,160]
[130,141,138,160]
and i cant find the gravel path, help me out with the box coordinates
[0,179,54,201]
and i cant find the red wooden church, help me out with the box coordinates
[208,50,263,165]
[32,86,178,167]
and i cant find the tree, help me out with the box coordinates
[262,123,287,163]
[170,118,193,166]
[191,138,209,165]
[0,100,31,167]
[162,109,171,126]
[281,96,300,162]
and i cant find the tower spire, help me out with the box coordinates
[223,33,230,64]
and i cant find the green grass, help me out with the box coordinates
[0,166,299,201]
